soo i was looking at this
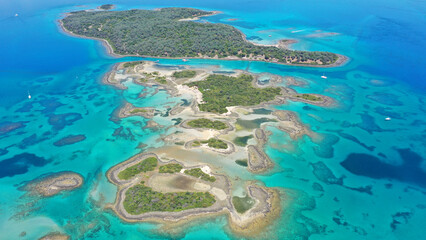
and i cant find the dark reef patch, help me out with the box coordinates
[0,153,50,178]
[311,161,343,185]
[356,112,387,134]
[16,102,35,113]
[312,133,339,158]
[35,76,54,83]
[18,134,50,149]
[47,113,82,131]
[367,92,403,106]
[331,130,375,151]
[390,211,412,231]
[0,148,8,156]
[341,149,426,188]
[54,134,87,147]
[0,121,27,135]
[374,107,403,119]
[112,126,136,141]
[39,97,65,114]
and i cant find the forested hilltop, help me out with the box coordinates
[62,8,339,65]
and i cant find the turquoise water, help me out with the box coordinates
[0,0,425,239]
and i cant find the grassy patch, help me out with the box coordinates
[296,94,322,101]
[187,74,281,113]
[233,135,253,147]
[232,195,255,213]
[192,141,201,147]
[118,157,158,180]
[124,184,215,214]
[184,168,216,182]
[201,138,228,149]
[123,61,144,68]
[154,76,167,84]
[130,109,147,114]
[187,118,227,130]
[159,163,183,173]
[235,159,248,167]
[173,70,196,78]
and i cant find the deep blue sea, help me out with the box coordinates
[0,0,425,239]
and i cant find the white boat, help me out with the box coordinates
[182,59,188,62]
[15,13,19,17]
[321,74,327,79]
[28,91,31,99]
[385,117,391,121]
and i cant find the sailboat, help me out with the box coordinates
[27,91,31,99]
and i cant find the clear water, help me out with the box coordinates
[0,0,425,239]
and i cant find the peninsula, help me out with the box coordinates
[60,7,344,66]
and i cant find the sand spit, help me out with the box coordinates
[272,110,310,139]
[102,63,128,89]
[38,232,70,240]
[22,172,83,197]
[247,145,273,173]
[118,102,156,119]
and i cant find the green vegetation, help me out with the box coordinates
[124,184,215,214]
[155,77,167,84]
[118,157,158,180]
[233,135,253,147]
[201,138,228,149]
[192,141,201,147]
[184,168,216,182]
[235,159,248,167]
[296,94,322,101]
[62,8,338,65]
[123,61,143,68]
[232,195,255,213]
[187,118,227,130]
[173,70,197,79]
[130,109,147,114]
[174,141,185,146]
[159,163,183,173]
[187,74,281,113]
[98,4,114,10]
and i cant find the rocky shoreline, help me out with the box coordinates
[22,172,83,197]
[106,153,279,236]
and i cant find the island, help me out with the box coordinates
[38,232,70,240]
[97,4,115,10]
[95,60,337,236]
[60,7,346,66]
[21,172,83,197]
[106,153,280,236]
